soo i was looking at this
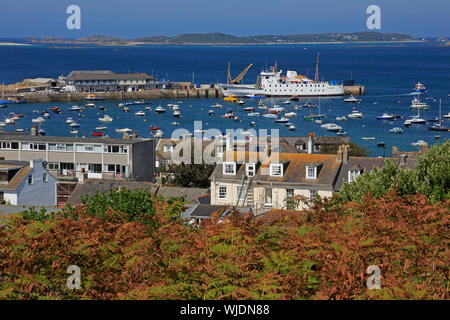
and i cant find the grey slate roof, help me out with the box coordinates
[335,157,387,190]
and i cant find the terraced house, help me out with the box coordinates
[210,150,343,214]
[0,133,156,182]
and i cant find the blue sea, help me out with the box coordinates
[0,41,449,156]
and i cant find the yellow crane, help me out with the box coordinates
[227,62,253,84]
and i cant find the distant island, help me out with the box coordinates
[26,32,421,46]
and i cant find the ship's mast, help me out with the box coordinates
[314,53,320,82]
[227,62,231,85]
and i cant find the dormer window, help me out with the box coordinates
[246,163,256,177]
[348,170,362,183]
[270,164,283,177]
[306,166,317,179]
[223,162,236,175]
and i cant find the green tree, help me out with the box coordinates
[339,160,419,202]
[164,161,215,188]
[415,140,450,203]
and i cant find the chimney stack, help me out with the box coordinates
[336,145,343,162]
[31,125,37,136]
[343,145,349,165]
[420,143,428,154]
[392,146,398,156]
[307,132,314,154]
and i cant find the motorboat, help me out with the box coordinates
[208,110,215,116]
[336,131,347,136]
[443,112,450,119]
[348,110,363,118]
[65,117,74,124]
[99,115,113,123]
[362,137,375,140]
[344,95,361,103]
[408,115,427,124]
[85,103,96,108]
[321,123,342,132]
[289,125,296,131]
[70,130,78,134]
[155,106,166,113]
[221,112,235,119]
[390,127,403,134]
[91,132,104,137]
[31,117,45,123]
[336,116,347,121]
[413,82,426,93]
[282,100,290,105]
[144,106,152,111]
[250,121,257,127]
[274,117,290,123]
[237,100,245,105]
[315,119,323,124]
[95,125,107,130]
[84,94,104,101]
[123,107,130,112]
[284,112,297,117]
[212,102,223,108]
[173,110,181,118]
[410,97,430,110]
[150,126,160,131]
[263,113,278,119]
[116,128,132,133]
[268,106,285,113]
[411,140,427,146]
[377,113,396,120]
[69,105,82,111]
[258,100,265,107]
[135,111,146,117]
[152,129,164,138]
[243,106,254,112]
[99,106,106,110]
[70,122,80,128]
[247,112,260,117]
[171,121,180,126]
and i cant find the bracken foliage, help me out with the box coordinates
[0,189,448,300]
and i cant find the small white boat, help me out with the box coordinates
[237,100,245,105]
[410,97,430,110]
[70,122,80,128]
[412,140,427,146]
[377,113,396,120]
[362,137,375,140]
[289,125,296,131]
[70,130,78,134]
[344,95,361,103]
[282,100,291,105]
[31,117,45,123]
[155,106,166,113]
[208,110,214,116]
[173,110,181,118]
[65,117,74,124]
[315,119,323,124]
[275,117,290,123]
[443,112,450,119]
[171,121,180,126]
[336,116,347,121]
[86,103,96,108]
[390,127,403,134]
[116,128,132,133]
[15,128,24,132]
[263,113,278,119]
[348,110,363,118]
[284,112,297,117]
[212,103,223,108]
[167,103,174,108]
[95,125,107,130]
[268,106,285,113]
[321,123,342,132]
[152,129,164,137]
[99,115,113,123]
[247,112,260,117]
[243,106,255,112]
[144,106,152,111]
[123,107,130,112]
[135,111,146,117]
[69,105,82,111]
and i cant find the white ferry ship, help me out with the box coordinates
[218,59,344,98]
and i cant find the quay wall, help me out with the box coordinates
[344,85,365,96]
[20,88,224,103]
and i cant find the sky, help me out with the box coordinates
[1,0,449,38]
